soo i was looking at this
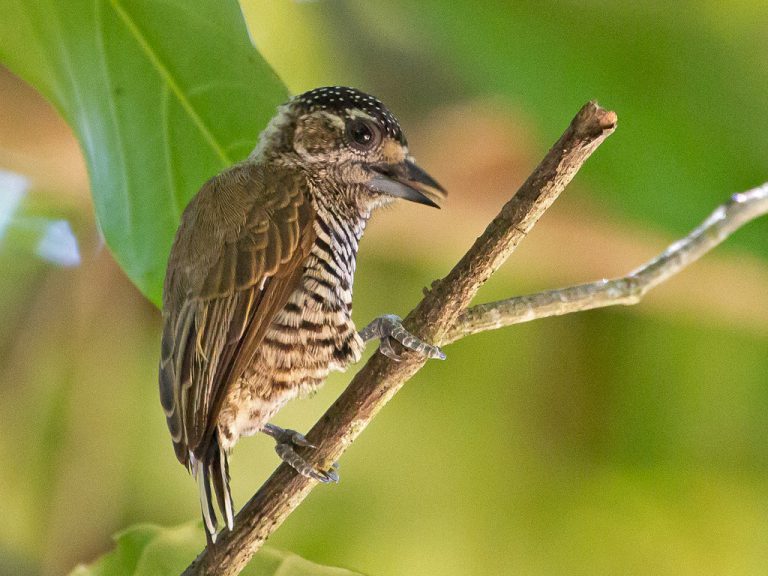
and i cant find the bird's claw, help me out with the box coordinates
[274,442,338,483]
[360,314,446,361]
[263,423,338,483]
[287,430,316,448]
[379,334,403,362]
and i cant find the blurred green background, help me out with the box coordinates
[1,1,768,575]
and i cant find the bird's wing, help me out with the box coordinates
[159,163,316,465]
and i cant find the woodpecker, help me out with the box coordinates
[158,86,446,542]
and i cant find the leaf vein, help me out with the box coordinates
[107,0,232,168]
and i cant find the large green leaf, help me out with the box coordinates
[0,0,288,306]
[68,523,365,576]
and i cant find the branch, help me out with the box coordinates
[182,101,617,576]
[444,183,768,344]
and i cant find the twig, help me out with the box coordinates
[182,101,617,576]
[444,183,768,344]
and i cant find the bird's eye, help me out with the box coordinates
[346,118,381,151]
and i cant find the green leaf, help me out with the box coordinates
[0,0,289,306]
[68,522,366,576]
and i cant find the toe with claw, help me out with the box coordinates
[359,314,446,361]
[262,423,339,483]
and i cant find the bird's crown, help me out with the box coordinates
[292,86,405,145]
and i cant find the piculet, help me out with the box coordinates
[158,86,446,543]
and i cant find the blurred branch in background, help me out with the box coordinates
[184,101,618,576]
[447,184,768,343]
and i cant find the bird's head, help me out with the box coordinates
[253,86,446,210]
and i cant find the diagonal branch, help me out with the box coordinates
[182,101,618,576]
[445,183,768,344]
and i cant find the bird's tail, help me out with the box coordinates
[191,437,234,543]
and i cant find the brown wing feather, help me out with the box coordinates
[159,163,316,466]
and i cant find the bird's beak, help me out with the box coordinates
[367,158,447,208]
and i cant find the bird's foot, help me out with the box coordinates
[261,423,339,483]
[359,314,446,362]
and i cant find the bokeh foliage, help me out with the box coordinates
[0,1,767,576]
[70,523,363,576]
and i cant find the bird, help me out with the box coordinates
[158,86,447,543]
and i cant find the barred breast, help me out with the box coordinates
[217,196,369,452]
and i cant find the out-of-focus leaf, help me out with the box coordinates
[68,523,365,576]
[0,0,288,306]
